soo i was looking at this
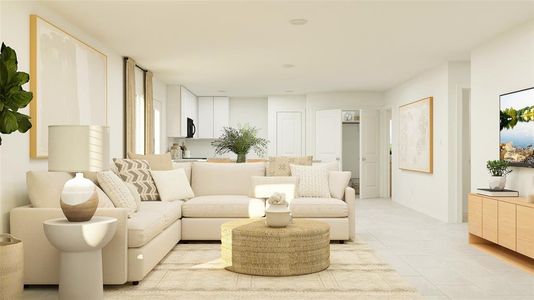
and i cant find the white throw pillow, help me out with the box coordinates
[97,171,138,216]
[290,164,331,198]
[125,182,142,211]
[150,169,195,201]
[329,171,351,199]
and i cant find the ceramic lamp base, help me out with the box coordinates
[61,191,98,222]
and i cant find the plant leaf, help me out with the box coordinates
[0,44,18,75]
[14,72,29,86]
[0,110,19,134]
[14,111,31,133]
[8,90,33,109]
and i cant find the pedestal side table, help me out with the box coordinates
[43,216,117,300]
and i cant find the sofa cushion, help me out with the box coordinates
[127,152,174,170]
[97,171,139,216]
[290,197,348,218]
[151,169,194,201]
[173,162,192,182]
[182,195,265,218]
[266,156,313,176]
[128,200,183,248]
[290,164,331,198]
[191,162,265,196]
[329,171,351,200]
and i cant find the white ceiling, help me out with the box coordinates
[43,1,534,97]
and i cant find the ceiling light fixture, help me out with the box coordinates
[289,19,308,25]
[282,64,295,68]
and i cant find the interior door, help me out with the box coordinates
[315,109,342,167]
[360,109,380,198]
[276,112,302,156]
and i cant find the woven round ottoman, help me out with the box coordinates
[221,219,330,276]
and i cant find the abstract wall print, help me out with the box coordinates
[30,15,107,158]
[500,87,534,167]
[398,97,433,173]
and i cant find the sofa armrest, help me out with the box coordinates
[10,206,129,284]
[344,187,356,241]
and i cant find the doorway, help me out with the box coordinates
[342,111,360,195]
[460,88,471,222]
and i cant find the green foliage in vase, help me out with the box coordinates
[211,125,269,159]
[486,159,512,177]
[0,43,33,145]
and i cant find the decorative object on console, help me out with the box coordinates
[170,143,181,160]
[0,43,33,146]
[265,192,292,227]
[499,87,534,167]
[113,159,160,201]
[266,155,313,176]
[290,164,331,198]
[30,15,107,158]
[0,234,23,299]
[211,125,268,163]
[486,159,512,190]
[398,97,433,173]
[180,142,190,158]
[48,125,109,222]
[476,188,519,197]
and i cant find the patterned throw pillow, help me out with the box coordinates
[266,156,313,176]
[290,164,331,198]
[113,159,159,201]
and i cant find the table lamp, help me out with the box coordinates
[48,125,109,222]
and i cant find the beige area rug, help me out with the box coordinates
[105,242,420,300]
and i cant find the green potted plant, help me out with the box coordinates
[211,125,268,163]
[0,43,33,144]
[486,159,512,190]
[0,43,33,299]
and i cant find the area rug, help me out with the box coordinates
[105,242,420,299]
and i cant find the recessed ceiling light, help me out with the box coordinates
[282,64,295,68]
[289,19,308,25]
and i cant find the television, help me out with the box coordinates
[500,87,534,167]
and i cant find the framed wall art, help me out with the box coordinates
[398,97,433,173]
[30,15,107,158]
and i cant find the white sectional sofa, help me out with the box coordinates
[10,161,356,285]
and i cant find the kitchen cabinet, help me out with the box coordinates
[197,96,229,138]
[482,198,498,243]
[166,85,198,138]
[468,194,482,237]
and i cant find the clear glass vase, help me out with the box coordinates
[236,153,246,163]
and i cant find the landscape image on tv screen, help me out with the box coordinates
[500,87,534,167]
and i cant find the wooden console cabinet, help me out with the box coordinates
[468,193,534,261]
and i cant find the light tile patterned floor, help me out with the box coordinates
[24,198,534,299]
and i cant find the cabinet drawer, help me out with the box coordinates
[517,206,534,259]
[468,194,482,237]
[482,198,498,243]
[498,201,516,250]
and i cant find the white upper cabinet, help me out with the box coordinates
[166,85,181,137]
[196,96,229,139]
[198,97,214,138]
[180,87,198,137]
[213,97,229,138]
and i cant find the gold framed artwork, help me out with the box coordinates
[398,97,433,173]
[30,15,107,159]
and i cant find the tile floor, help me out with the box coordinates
[24,198,534,299]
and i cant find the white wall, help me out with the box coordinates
[305,92,383,156]
[267,96,307,156]
[229,97,268,139]
[385,62,469,222]
[471,19,534,196]
[0,1,124,232]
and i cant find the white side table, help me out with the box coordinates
[43,216,117,300]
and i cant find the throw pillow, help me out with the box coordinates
[97,171,138,216]
[125,182,142,211]
[113,159,159,201]
[250,176,299,201]
[266,156,313,176]
[313,161,340,171]
[127,152,174,170]
[150,169,195,201]
[290,164,331,198]
[329,171,351,200]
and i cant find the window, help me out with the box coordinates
[134,67,145,154]
[154,99,162,154]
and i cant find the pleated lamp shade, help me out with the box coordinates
[48,125,110,172]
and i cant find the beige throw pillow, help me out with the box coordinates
[97,171,138,216]
[250,176,299,201]
[290,164,331,198]
[329,171,351,200]
[150,169,195,201]
[127,152,174,170]
[113,159,159,201]
[266,156,313,176]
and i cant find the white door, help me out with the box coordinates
[315,109,342,166]
[360,109,380,198]
[276,112,302,156]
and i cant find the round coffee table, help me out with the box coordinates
[221,219,330,276]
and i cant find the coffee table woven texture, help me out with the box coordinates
[221,219,330,276]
